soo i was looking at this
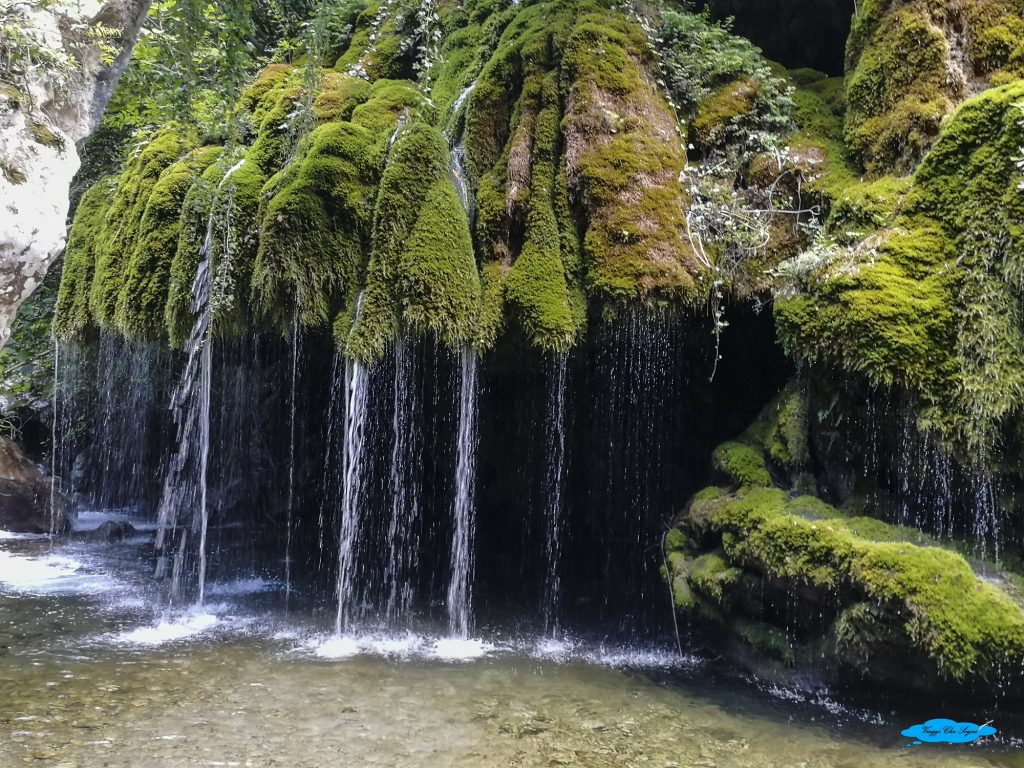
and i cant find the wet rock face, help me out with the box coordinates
[0,437,63,534]
[708,0,856,74]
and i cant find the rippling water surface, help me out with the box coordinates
[1,525,1021,767]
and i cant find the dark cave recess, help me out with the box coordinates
[707,0,856,75]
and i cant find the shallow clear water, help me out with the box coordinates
[1,526,1022,767]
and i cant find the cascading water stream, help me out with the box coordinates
[155,240,213,605]
[285,305,302,605]
[335,293,370,634]
[447,347,479,639]
[447,83,475,216]
[384,338,421,622]
[542,353,568,637]
[154,159,243,606]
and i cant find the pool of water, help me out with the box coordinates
[1,527,1021,767]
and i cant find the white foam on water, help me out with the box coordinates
[314,636,361,659]
[580,645,698,670]
[532,636,574,660]
[0,550,111,595]
[205,577,279,597]
[367,632,427,657]
[432,637,492,661]
[0,530,49,541]
[114,611,219,646]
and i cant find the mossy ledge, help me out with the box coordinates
[667,386,1024,695]
[55,1,810,357]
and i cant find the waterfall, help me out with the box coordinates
[285,306,302,605]
[384,338,421,622]
[335,294,370,633]
[447,347,479,638]
[155,235,213,605]
[542,353,568,637]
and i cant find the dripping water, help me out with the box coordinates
[284,305,302,606]
[448,347,479,638]
[447,82,475,216]
[384,338,421,622]
[336,293,370,633]
[542,353,568,637]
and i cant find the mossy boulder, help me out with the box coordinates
[681,486,1024,685]
[845,0,1024,174]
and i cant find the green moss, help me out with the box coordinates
[314,71,373,122]
[843,0,1024,174]
[114,145,223,341]
[691,77,759,152]
[778,81,1024,455]
[334,3,414,81]
[89,128,195,329]
[688,549,743,604]
[53,177,118,341]
[827,176,911,240]
[743,382,809,474]
[784,87,858,207]
[398,177,480,347]
[253,121,379,332]
[164,153,241,347]
[777,220,958,394]
[477,261,510,350]
[27,118,63,151]
[505,75,578,351]
[563,10,699,304]
[712,441,772,488]
[687,486,1024,680]
[347,122,478,361]
[736,619,795,665]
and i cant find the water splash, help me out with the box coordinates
[448,347,479,638]
[542,353,569,637]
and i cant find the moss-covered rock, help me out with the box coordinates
[114,145,224,341]
[346,122,479,361]
[88,128,196,329]
[845,0,1024,174]
[563,10,701,305]
[778,81,1024,457]
[685,485,1024,682]
[53,177,118,341]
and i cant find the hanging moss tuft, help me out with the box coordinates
[88,128,196,330]
[114,145,224,342]
[255,79,425,337]
[53,177,118,341]
[347,122,479,361]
